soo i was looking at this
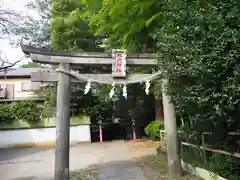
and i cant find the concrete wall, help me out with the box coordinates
[181,160,227,180]
[0,125,91,149]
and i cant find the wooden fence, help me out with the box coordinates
[159,130,240,162]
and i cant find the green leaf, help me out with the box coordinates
[145,12,161,27]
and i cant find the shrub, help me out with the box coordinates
[1,101,43,124]
[182,147,240,180]
[144,120,164,139]
[0,104,9,123]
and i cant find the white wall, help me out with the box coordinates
[0,78,38,99]
[0,125,91,149]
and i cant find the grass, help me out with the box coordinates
[125,139,202,179]
[136,154,203,180]
[70,165,99,180]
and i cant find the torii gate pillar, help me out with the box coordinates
[162,79,182,177]
[55,63,71,180]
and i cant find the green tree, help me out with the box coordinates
[10,0,51,48]
[83,0,161,52]
[84,0,240,153]
[0,4,22,36]
[0,4,26,70]
[51,0,104,51]
[154,0,240,130]
[1,0,51,71]
[84,0,240,130]
[50,0,112,119]
[50,0,155,124]
[153,2,240,177]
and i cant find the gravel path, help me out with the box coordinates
[96,140,147,180]
[0,141,147,180]
[0,143,106,180]
[2,139,198,180]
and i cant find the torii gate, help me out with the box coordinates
[21,44,182,179]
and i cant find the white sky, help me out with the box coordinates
[0,0,33,66]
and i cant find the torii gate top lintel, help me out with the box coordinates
[20,43,157,66]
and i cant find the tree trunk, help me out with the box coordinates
[155,99,164,120]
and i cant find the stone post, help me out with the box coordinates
[162,79,183,178]
[55,63,71,180]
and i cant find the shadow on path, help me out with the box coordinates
[0,147,51,162]
[97,160,147,180]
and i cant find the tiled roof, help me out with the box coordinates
[0,68,42,77]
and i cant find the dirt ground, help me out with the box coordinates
[70,165,99,180]
[125,139,202,180]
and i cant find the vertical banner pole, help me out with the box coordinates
[132,125,136,140]
[99,124,103,143]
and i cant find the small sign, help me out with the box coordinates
[112,49,127,78]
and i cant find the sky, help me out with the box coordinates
[0,0,32,66]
